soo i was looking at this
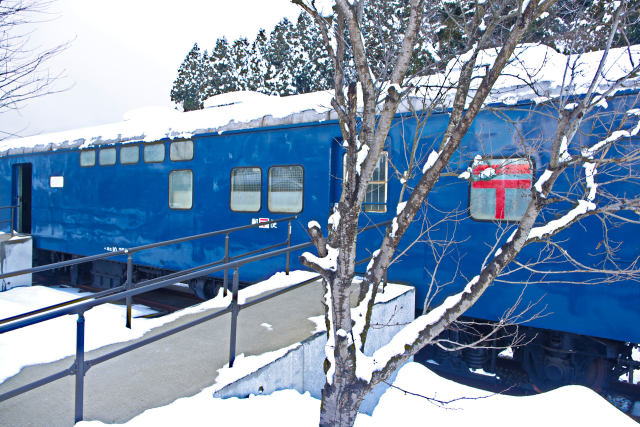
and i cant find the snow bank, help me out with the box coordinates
[359,362,636,427]
[75,362,636,427]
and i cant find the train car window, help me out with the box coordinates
[230,167,261,212]
[469,157,533,222]
[120,145,140,164]
[363,152,387,213]
[80,150,96,167]
[344,152,388,212]
[169,170,193,209]
[144,143,165,163]
[268,165,303,213]
[170,140,194,161]
[99,148,116,166]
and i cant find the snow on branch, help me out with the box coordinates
[356,142,370,176]
[308,220,321,231]
[558,136,572,163]
[529,112,640,240]
[534,169,553,196]
[422,150,440,174]
[328,209,341,232]
[323,280,336,385]
[301,246,339,272]
[527,200,596,240]
[352,279,374,352]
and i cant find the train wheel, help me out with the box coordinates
[189,279,221,300]
[584,357,609,391]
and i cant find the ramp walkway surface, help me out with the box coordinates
[0,278,337,426]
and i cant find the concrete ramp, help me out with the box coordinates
[0,278,414,426]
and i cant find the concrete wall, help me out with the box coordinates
[213,285,415,414]
[0,234,32,291]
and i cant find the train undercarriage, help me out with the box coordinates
[34,248,225,300]
[417,318,640,416]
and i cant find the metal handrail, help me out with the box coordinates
[0,215,298,329]
[0,218,391,423]
[0,205,18,236]
[0,215,298,280]
[0,240,313,334]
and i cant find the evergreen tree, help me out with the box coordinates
[231,38,252,91]
[248,29,270,94]
[170,43,207,111]
[172,0,637,104]
[295,13,333,93]
[264,18,298,95]
[539,0,640,53]
[208,37,237,98]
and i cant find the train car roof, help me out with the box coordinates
[1,43,639,158]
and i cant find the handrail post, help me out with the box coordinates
[285,220,292,275]
[125,253,133,329]
[74,312,86,423]
[223,234,229,296]
[228,267,239,368]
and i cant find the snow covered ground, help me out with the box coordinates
[74,361,637,427]
[1,279,638,426]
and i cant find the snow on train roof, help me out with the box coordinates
[1,43,639,157]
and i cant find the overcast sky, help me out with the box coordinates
[0,0,301,138]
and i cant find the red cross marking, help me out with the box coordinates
[472,164,531,219]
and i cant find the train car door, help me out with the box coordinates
[12,163,32,234]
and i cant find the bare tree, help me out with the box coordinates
[291,0,640,425]
[0,0,66,139]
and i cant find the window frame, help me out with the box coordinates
[98,147,117,166]
[267,164,304,214]
[120,144,140,165]
[144,142,166,163]
[363,151,388,213]
[229,166,262,213]
[168,169,194,210]
[343,151,388,213]
[467,156,535,223]
[79,149,96,167]
[169,139,194,162]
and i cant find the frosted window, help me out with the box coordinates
[169,170,193,209]
[144,143,165,163]
[80,150,95,167]
[268,166,303,213]
[99,148,116,166]
[170,140,194,161]
[343,152,387,213]
[469,157,533,221]
[363,153,387,213]
[120,145,139,164]
[231,167,261,212]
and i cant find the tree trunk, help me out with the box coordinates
[317,272,369,427]
[319,376,366,427]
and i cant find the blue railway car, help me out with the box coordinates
[0,52,639,394]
